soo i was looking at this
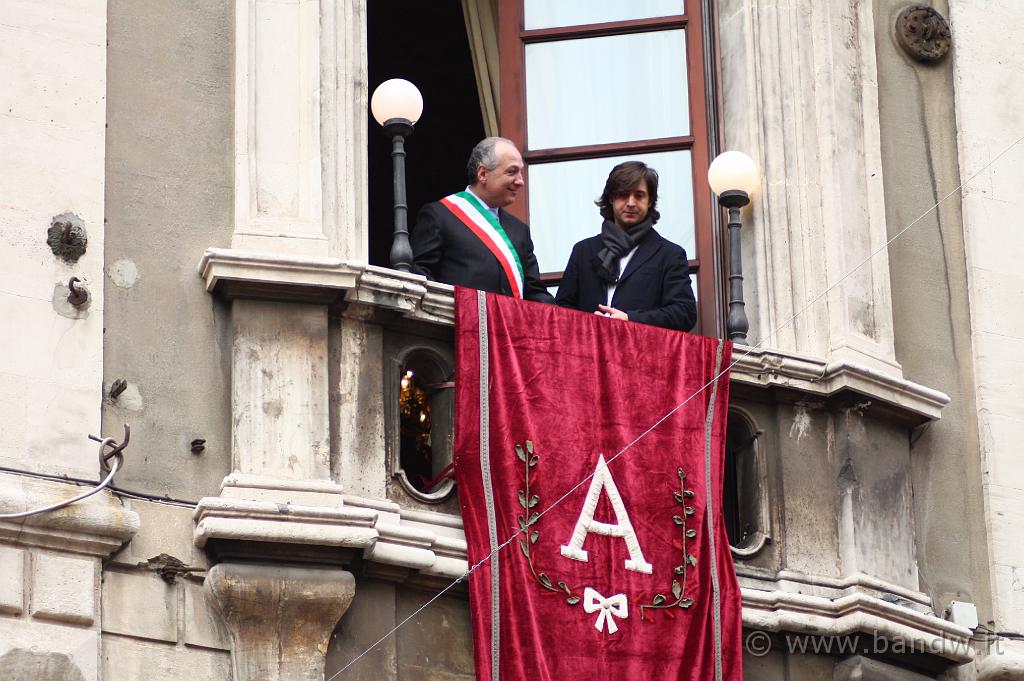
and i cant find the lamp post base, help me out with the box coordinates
[382,118,416,273]
[720,190,750,344]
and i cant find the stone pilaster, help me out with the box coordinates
[208,563,355,681]
[194,298,374,544]
[231,0,327,256]
[231,300,330,483]
[719,0,902,378]
[321,0,369,261]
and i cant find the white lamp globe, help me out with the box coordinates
[708,151,759,196]
[371,79,424,126]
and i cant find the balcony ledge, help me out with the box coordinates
[199,249,948,423]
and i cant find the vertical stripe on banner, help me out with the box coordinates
[704,340,726,681]
[477,290,500,681]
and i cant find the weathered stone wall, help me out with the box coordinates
[102,0,234,499]
[102,500,230,679]
[948,0,1024,650]
[0,0,107,479]
[872,0,994,631]
[327,583,475,681]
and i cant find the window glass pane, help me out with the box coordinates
[524,0,684,29]
[525,31,689,150]
[528,150,694,274]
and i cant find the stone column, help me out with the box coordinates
[208,563,355,681]
[231,0,327,257]
[719,0,903,378]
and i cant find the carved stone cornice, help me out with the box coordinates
[198,248,363,303]
[0,473,140,558]
[231,493,971,667]
[742,588,973,664]
[198,249,947,422]
[192,497,377,549]
[341,494,466,581]
[732,345,950,421]
[737,567,972,666]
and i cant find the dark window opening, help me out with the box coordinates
[724,412,765,552]
[367,0,487,268]
[397,352,454,497]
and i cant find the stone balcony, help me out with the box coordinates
[195,247,970,673]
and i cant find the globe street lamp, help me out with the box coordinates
[371,79,424,272]
[708,151,759,345]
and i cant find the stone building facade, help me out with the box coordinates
[1,1,1022,680]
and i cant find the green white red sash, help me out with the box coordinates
[440,191,525,299]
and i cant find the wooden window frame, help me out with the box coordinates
[498,1,718,334]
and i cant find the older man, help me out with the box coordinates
[410,137,554,303]
[555,161,696,331]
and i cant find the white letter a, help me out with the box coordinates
[560,454,653,574]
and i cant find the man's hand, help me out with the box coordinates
[596,305,628,321]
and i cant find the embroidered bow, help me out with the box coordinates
[583,587,628,634]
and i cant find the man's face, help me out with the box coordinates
[610,180,651,229]
[475,141,525,208]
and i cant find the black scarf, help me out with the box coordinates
[593,215,653,284]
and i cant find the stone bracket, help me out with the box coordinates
[208,562,355,681]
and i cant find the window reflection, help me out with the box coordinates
[396,352,454,499]
[399,368,433,495]
[525,30,689,150]
[528,150,695,273]
[524,0,684,29]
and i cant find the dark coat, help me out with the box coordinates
[410,201,554,304]
[555,229,697,331]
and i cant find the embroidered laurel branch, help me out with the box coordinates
[640,466,697,620]
[515,440,581,607]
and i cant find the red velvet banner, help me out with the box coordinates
[455,288,742,681]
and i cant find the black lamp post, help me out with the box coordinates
[709,151,760,345]
[371,79,424,273]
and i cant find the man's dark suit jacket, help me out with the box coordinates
[410,201,555,303]
[555,229,697,331]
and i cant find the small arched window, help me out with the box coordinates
[392,348,455,502]
[724,409,770,557]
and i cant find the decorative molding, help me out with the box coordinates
[737,567,934,610]
[198,251,948,422]
[230,491,971,666]
[202,484,968,666]
[198,248,362,298]
[192,497,377,549]
[895,4,952,63]
[732,344,950,421]
[742,588,973,664]
[736,567,973,664]
[0,473,139,558]
[345,265,427,314]
[341,494,466,580]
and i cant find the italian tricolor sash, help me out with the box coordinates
[440,191,525,299]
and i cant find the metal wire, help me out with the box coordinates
[327,134,1024,679]
[0,437,124,520]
